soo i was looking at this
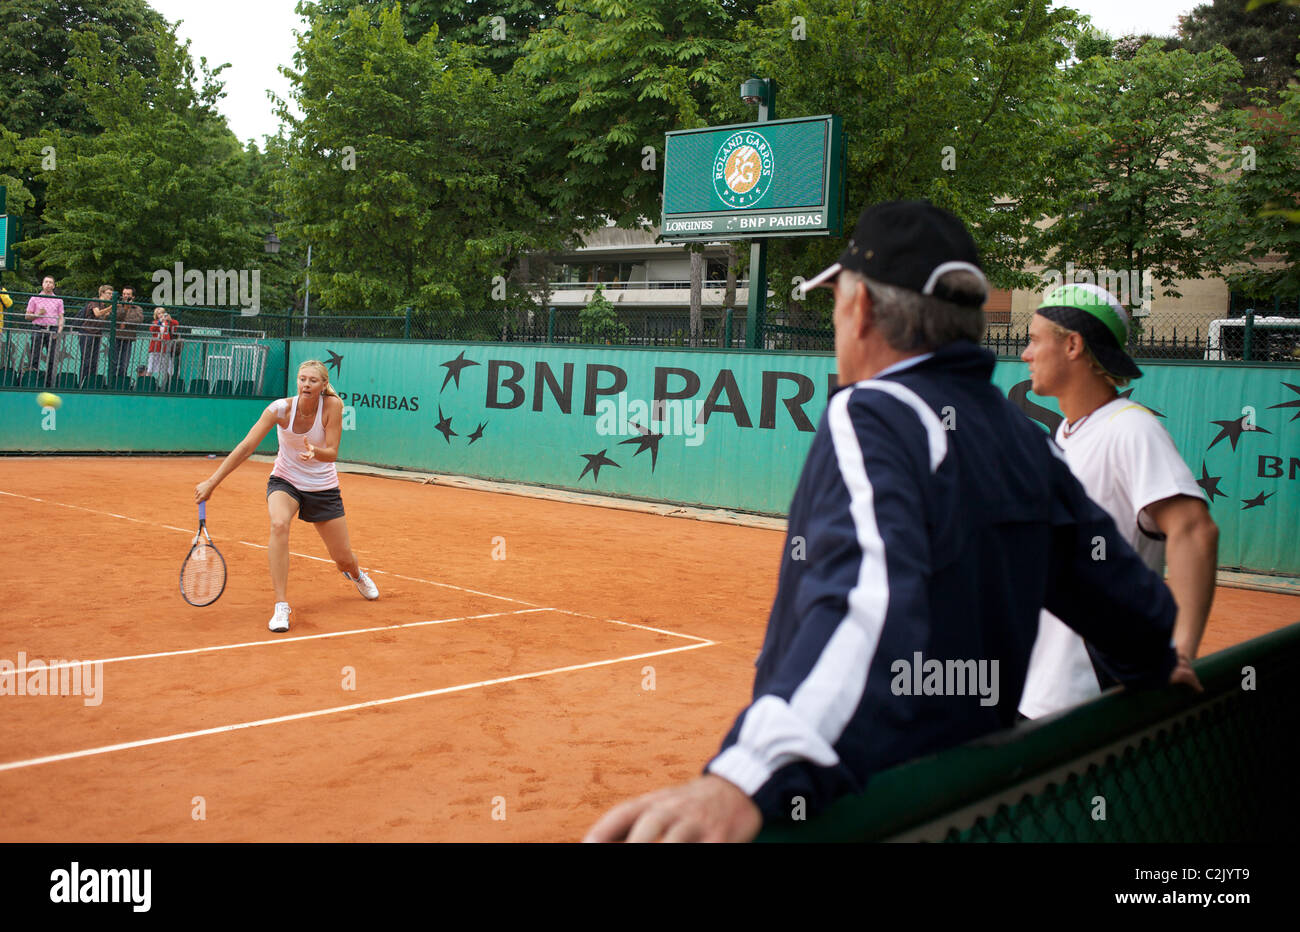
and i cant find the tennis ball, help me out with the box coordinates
[37,391,62,409]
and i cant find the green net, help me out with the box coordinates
[758,622,1300,843]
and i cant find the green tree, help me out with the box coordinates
[0,0,167,140]
[579,285,629,343]
[277,4,566,334]
[300,0,558,73]
[704,0,1083,326]
[1218,76,1300,297]
[0,0,172,252]
[1180,0,1300,106]
[0,127,40,287]
[1037,41,1248,300]
[21,25,259,295]
[237,139,306,314]
[514,0,761,231]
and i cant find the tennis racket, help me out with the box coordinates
[180,501,227,606]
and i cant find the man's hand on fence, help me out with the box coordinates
[1169,652,1203,693]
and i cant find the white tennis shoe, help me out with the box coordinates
[344,569,379,600]
[269,602,292,632]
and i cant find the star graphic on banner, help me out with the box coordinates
[1268,382,1300,423]
[578,449,620,483]
[1241,490,1276,510]
[618,421,664,472]
[434,407,457,444]
[325,350,344,376]
[440,350,479,392]
[1207,415,1271,451]
[1117,388,1165,418]
[467,422,486,444]
[1007,380,1063,435]
[1196,463,1226,503]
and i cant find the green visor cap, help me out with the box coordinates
[1037,283,1131,346]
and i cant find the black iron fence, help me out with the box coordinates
[0,319,275,395]
[985,317,1300,363]
[2,286,1297,378]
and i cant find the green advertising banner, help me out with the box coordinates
[288,340,839,518]
[280,340,1300,576]
[3,340,1297,576]
[0,393,276,454]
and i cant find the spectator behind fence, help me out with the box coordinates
[169,309,183,376]
[112,286,144,384]
[0,287,9,371]
[147,306,178,389]
[24,276,65,386]
[79,284,114,386]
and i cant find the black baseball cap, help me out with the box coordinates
[802,200,988,307]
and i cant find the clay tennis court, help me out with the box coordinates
[1,456,1296,841]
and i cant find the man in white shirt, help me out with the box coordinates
[1019,283,1219,719]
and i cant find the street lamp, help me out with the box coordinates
[264,232,281,254]
[740,76,775,121]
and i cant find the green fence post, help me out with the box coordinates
[547,307,555,344]
[107,291,118,385]
[1243,310,1255,362]
[404,307,412,340]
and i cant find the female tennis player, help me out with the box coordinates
[194,359,379,632]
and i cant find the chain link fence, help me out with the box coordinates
[756,622,1300,843]
[774,304,1300,362]
[1,290,283,394]
[3,286,1297,390]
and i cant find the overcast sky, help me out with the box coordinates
[147,0,1206,146]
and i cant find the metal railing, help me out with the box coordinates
[985,317,1300,363]
[3,286,1297,365]
[1,308,274,395]
[548,278,749,292]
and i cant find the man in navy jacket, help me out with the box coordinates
[585,201,1200,843]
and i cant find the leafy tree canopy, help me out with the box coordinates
[1180,0,1300,106]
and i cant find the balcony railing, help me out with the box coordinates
[547,279,748,292]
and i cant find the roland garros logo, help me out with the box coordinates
[713,131,774,208]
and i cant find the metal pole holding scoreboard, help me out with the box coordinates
[659,88,843,351]
[742,79,775,350]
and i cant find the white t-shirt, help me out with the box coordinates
[1019,398,1205,719]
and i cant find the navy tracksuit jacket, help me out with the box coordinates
[707,341,1177,822]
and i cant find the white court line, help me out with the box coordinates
[1,487,541,607]
[549,608,713,645]
[1,486,718,676]
[238,540,541,606]
[0,640,715,773]
[0,608,550,676]
[368,570,542,607]
[238,540,333,563]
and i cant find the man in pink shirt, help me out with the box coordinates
[25,276,65,386]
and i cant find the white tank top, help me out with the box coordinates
[269,395,339,491]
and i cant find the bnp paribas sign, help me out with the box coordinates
[661,115,845,242]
